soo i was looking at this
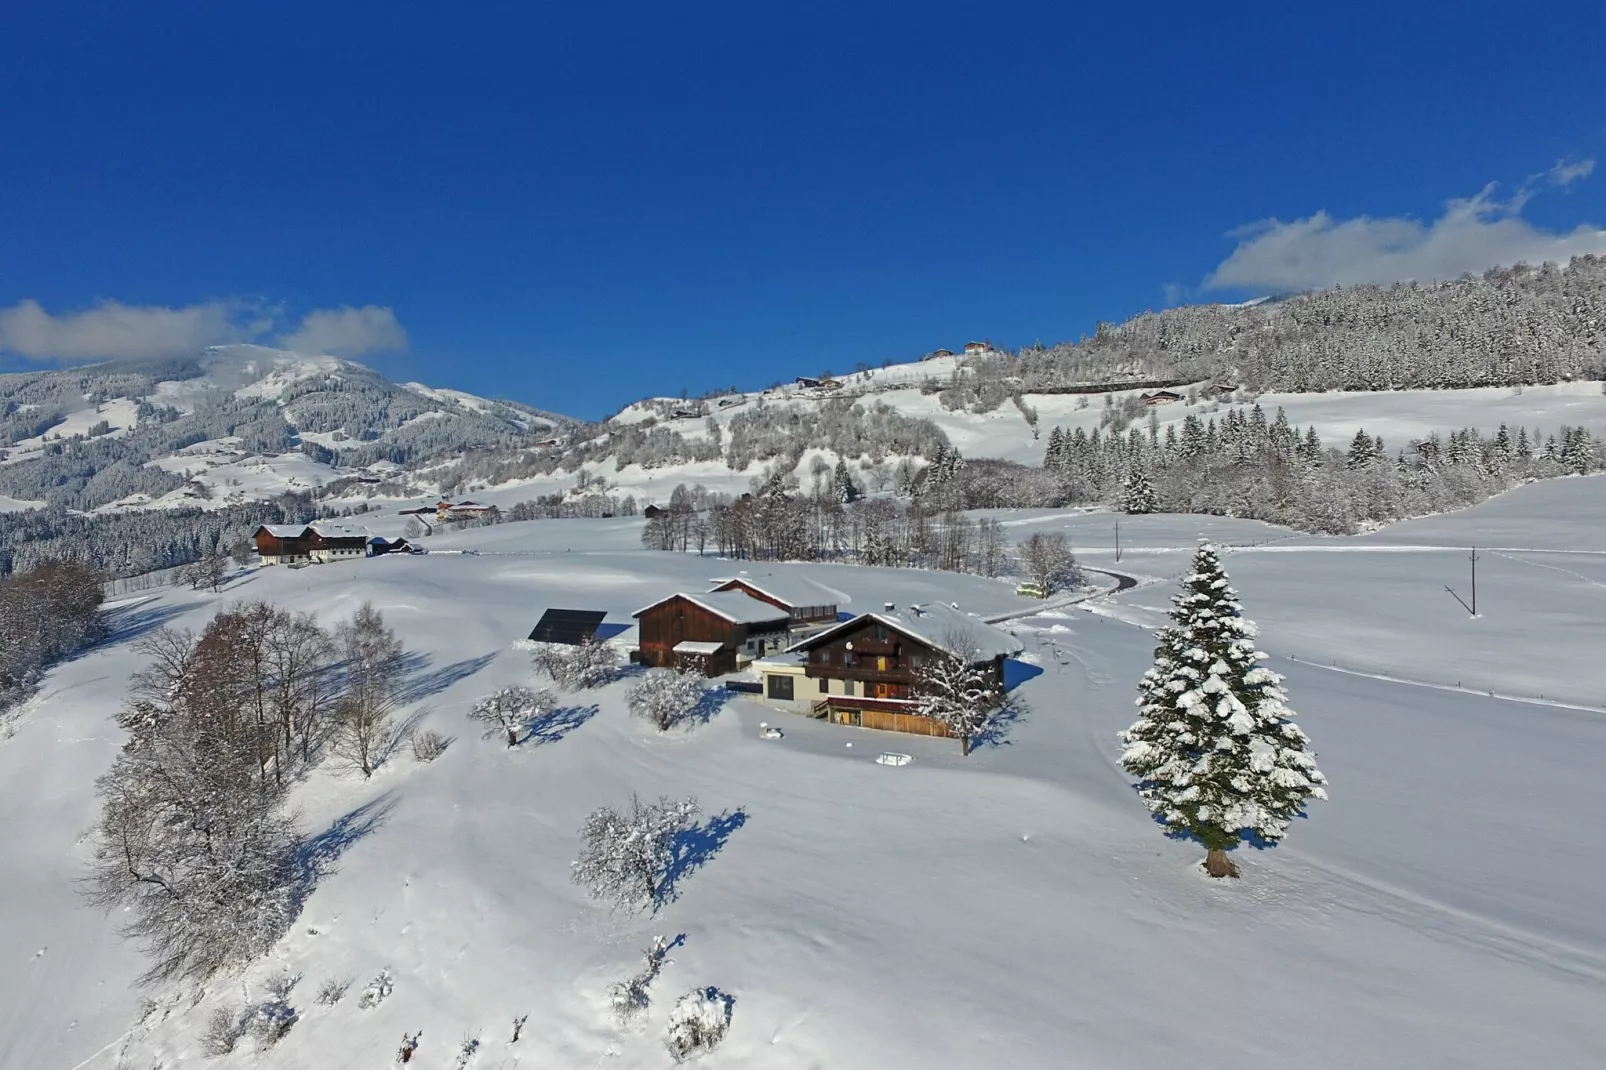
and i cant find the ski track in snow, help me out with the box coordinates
[1284,656,1606,716]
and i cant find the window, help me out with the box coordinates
[766,674,794,701]
[818,677,828,694]
[874,624,887,641]
[844,679,855,697]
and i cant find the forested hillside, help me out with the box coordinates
[941,256,1606,411]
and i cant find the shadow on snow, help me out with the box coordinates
[656,808,748,908]
[290,794,397,909]
[523,703,598,745]
[396,651,499,705]
[99,600,191,647]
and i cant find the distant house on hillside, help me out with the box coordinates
[795,376,824,389]
[928,348,954,359]
[753,603,1022,738]
[643,504,667,519]
[253,522,375,565]
[1141,390,1185,406]
[428,500,500,522]
[963,341,989,355]
[707,575,839,639]
[633,591,792,676]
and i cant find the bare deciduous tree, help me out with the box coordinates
[911,638,1003,756]
[571,794,700,910]
[333,603,404,778]
[1018,531,1079,595]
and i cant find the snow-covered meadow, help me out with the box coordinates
[3,478,1604,1068]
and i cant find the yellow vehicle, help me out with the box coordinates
[1015,582,1046,599]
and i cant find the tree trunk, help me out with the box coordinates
[961,734,971,757]
[507,727,518,748]
[1203,847,1239,879]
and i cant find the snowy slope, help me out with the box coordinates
[4,477,1604,1068]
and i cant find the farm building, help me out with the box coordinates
[963,341,989,354]
[633,591,791,676]
[1141,390,1185,406]
[928,348,954,359]
[753,603,1022,737]
[707,574,839,639]
[253,522,376,565]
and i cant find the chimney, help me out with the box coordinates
[883,602,895,612]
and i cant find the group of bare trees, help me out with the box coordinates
[644,479,1011,578]
[89,600,406,985]
[0,559,105,712]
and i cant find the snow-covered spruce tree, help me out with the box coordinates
[1120,462,1157,514]
[1118,543,1327,878]
[468,685,557,747]
[628,667,705,732]
[571,794,700,910]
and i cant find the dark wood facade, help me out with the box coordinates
[634,594,787,677]
[253,526,371,564]
[797,615,1007,698]
[709,578,836,625]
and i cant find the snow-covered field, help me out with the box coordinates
[3,478,1604,1068]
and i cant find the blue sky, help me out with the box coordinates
[2,2,1604,419]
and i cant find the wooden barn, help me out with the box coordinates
[707,575,839,638]
[253,523,375,565]
[755,603,1022,737]
[633,591,791,676]
[1142,389,1185,406]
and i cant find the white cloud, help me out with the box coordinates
[279,305,408,357]
[0,298,247,361]
[1206,166,1606,292]
[1541,158,1594,188]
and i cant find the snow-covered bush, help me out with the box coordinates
[248,994,297,1048]
[358,968,394,1009]
[664,986,734,1062]
[200,1005,243,1057]
[572,794,700,909]
[454,1035,481,1068]
[468,685,556,748]
[627,669,704,732]
[397,1031,421,1063]
[608,934,676,1022]
[1118,543,1328,878]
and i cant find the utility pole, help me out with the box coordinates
[1444,546,1480,617]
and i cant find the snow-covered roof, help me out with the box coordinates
[633,590,791,626]
[709,574,839,609]
[308,522,374,539]
[787,603,1023,662]
[259,523,309,538]
[673,640,726,655]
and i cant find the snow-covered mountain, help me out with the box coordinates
[0,345,571,515]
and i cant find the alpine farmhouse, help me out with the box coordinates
[753,602,1023,738]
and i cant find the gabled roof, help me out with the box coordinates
[709,574,839,610]
[307,522,374,540]
[633,590,791,626]
[258,523,310,538]
[786,603,1023,662]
